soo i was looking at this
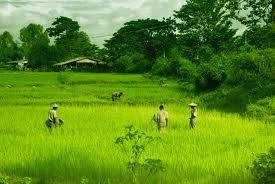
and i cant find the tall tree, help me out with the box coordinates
[46,16,80,39]
[20,23,52,68]
[0,31,20,63]
[46,16,98,61]
[241,0,274,28]
[174,0,237,62]
[20,23,50,58]
[104,18,176,70]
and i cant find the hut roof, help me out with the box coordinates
[8,60,28,64]
[54,57,104,66]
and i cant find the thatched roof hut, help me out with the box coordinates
[54,57,106,68]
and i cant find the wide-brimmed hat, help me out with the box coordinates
[52,104,58,108]
[189,103,197,107]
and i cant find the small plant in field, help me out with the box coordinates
[0,176,31,184]
[57,72,72,85]
[250,147,275,184]
[115,125,165,183]
[80,178,89,184]
[20,177,31,184]
[0,176,9,184]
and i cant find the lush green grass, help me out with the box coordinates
[0,71,274,184]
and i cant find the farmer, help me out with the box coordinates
[156,105,168,132]
[45,104,64,131]
[189,103,197,129]
[159,78,167,87]
[112,92,123,101]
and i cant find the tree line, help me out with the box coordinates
[104,0,274,90]
[0,0,274,89]
[0,16,99,69]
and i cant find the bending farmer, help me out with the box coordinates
[112,92,123,101]
[45,104,64,131]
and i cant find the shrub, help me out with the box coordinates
[177,58,196,82]
[130,53,150,73]
[152,48,195,78]
[57,72,72,84]
[151,57,170,76]
[250,147,275,184]
[111,53,150,73]
[195,54,227,90]
[246,97,274,122]
[115,125,164,183]
[112,55,134,72]
[226,48,274,86]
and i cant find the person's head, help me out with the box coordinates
[52,104,58,110]
[159,105,164,110]
[189,103,197,109]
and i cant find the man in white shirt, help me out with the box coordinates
[157,105,168,132]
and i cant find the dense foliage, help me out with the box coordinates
[0,1,273,89]
[250,147,275,184]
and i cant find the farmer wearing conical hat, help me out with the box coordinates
[45,104,64,131]
[156,104,168,132]
[189,103,197,129]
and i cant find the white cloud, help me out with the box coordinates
[0,3,17,16]
[0,0,183,46]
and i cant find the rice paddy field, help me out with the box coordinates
[0,71,274,184]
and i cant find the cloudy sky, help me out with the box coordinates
[0,0,183,47]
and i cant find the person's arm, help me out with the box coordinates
[166,112,169,127]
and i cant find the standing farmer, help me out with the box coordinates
[189,103,197,129]
[112,92,123,101]
[157,105,168,132]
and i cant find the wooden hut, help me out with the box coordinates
[54,57,106,70]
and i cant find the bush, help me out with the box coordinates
[177,58,196,82]
[226,48,274,86]
[246,97,274,122]
[112,55,134,72]
[250,147,275,184]
[152,48,195,78]
[151,57,170,76]
[130,52,150,73]
[195,54,228,90]
[111,53,150,73]
[57,72,73,84]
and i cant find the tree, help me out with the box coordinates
[20,23,50,58]
[234,0,275,49]
[243,23,275,49]
[241,0,274,28]
[174,0,237,62]
[46,16,80,39]
[104,18,177,71]
[0,31,20,63]
[46,16,98,61]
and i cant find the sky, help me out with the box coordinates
[0,0,183,47]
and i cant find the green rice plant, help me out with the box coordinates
[0,71,274,183]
